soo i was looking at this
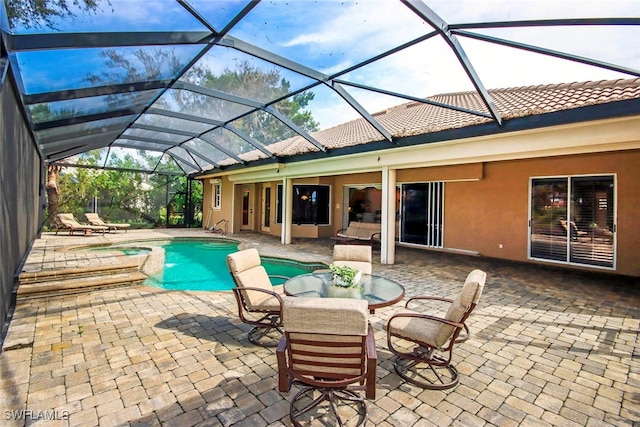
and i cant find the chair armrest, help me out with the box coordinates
[370,232,381,241]
[236,286,282,298]
[233,287,284,313]
[276,335,291,392]
[405,295,453,308]
[388,311,464,330]
[387,311,464,357]
[366,326,377,360]
[365,325,377,399]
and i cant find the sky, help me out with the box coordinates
[7,0,640,132]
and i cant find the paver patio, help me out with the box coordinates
[1,229,638,426]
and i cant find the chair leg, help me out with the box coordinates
[393,347,459,390]
[290,385,367,427]
[247,325,282,347]
[246,314,283,347]
[454,323,471,344]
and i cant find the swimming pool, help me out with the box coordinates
[141,239,326,291]
[68,238,326,291]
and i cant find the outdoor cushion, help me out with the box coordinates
[387,307,444,347]
[283,296,368,336]
[85,213,130,231]
[389,269,486,348]
[333,245,372,274]
[227,247,262,274]
[336,222,381,241]
[57,213,108,233]
[228,248,283,310]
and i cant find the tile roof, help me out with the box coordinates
[241,78,640,162]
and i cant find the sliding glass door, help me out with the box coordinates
[530,175,615,268]
[530,178,568,262]
[400,182,444,247]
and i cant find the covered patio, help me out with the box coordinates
[1,229,638,426]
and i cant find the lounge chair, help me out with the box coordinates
[85,213,130,233]
[55,213,108,236]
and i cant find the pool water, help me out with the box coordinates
[143,239,325,291]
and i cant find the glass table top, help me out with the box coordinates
[283,272,405,311]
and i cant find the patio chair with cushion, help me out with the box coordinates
[55,213,108,236]
[84,213,130,233]
[277,296,376,426]
[226,248,289,347]
[386,269,486,390]
[332,244,372,274]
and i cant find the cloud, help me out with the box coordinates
[271,0,639,129]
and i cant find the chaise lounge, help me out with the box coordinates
[85,213,131,233]
[55,213,108,236]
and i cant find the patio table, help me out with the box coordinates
[283,272,405,313]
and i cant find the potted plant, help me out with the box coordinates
[328,264,363,299]
[329,264,362,287]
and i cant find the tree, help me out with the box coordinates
[31,103,78,228]
[46,163,65,228]
[5,0,108,30]
[49,50,319,228]
[55,150,167,226]
[199,60,319,146]
[84,47,184,88]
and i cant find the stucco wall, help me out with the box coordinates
[201,177,234,233]
[443,150,640,276]
[0,72,42,337]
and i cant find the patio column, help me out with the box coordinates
[281,177,293,244]
[381,166,396,264]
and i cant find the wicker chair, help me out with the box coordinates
[226,248,289,347]
[277,296,376,426]
[386,269,486,390]
[332,244,372,274]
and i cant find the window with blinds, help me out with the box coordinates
[400,182,444,248]
[530,176,615,268]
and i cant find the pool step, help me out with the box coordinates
[18,263,147,297]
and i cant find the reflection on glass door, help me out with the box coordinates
[241,185,252,230]
[530,176,615,268]
[400,182,443,247]
[569,176,615,267]
[530,178,568,262]
[262,186,271,230]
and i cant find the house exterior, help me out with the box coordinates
[196,78,640,277]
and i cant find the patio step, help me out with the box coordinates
[17,263,147,297]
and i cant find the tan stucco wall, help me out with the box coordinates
[443,150,640,276]
[201,177,234,232]
[397,163,484,182]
